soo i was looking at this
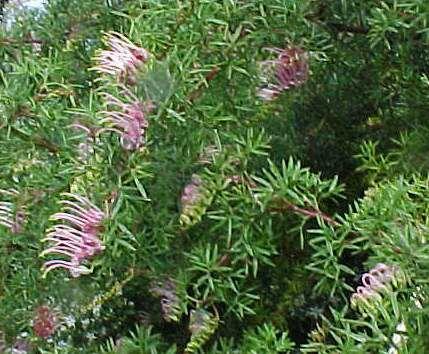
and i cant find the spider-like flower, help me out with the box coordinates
[0,189,26,234]
[198,145,220,165]
[180,174,203,212]
[69,121,96,162]
[32,305,59,339]
[351,263,400,307]
[100,88,153,150]
[41,193,105,277]
[93,31,150,83]
[258,46,309,101]
[150,278,181,322]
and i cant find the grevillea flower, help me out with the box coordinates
[11,338,32,354]
[69,121,96,162]
[0,189,26,234]
[41,193,105,277]
[180,174,203,212]
[198,145,220,165]
[100,88,153,150]
[186,309,219,353]
[32,305,58,339]
[179,174,215,228]
[258,46,309,101]
[93,31,150,83]
[226,175,257,188]
[150,278,181,322]
[350,263,400,307]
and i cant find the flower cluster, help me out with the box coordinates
[181,174,203,212]
[198,145,221,165]
[258,46,309,101]
[186,309,219,353]
[350,263,400,307]
[149,278,181,322]
[41,193,105,277]
[100,88,153,150]
[226,175,257,188]
[69,121,96,162]
[92,32,154,151]
[179,174,216,228]
[93,31,150,84]
[32,305,58,339]
[0,189,26,234]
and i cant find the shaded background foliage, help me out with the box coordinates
[0,0,428,353]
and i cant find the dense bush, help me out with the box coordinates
[0,0,428,352]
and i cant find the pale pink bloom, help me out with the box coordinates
[226,175,257,188]
[41,193,105,277]
[33,305,59,339]
[150,278,181,322]
[181,174,203,211]
[258,47,309,101]
[93,31,150,83]
[0,189,26,234]
[351,263,399,306]
[198,145,220,165]
[42,260,92,278]
[69,121,97,162]
[0,202,16,230]
[100,88,153,150]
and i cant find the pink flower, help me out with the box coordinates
[350,263,399,307]
[180,174,203,211]
[258,46,309,101]
[33,305,59,339]
[41,193,105,277]
[150,278,181,322]
[69,121,96,162]
[93,31,150,83]
[0,189,26,234]
[100,88,153,150]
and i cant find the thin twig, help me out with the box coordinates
[269,200,340,227]
[187,66,220,103]
[326,22,369,35]
[0,37,44,45]
[10,126,59,154]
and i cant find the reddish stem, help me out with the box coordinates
[187,66,220,102]
[269,200,340,227]
[0,38,43,45]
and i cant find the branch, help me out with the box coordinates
[269,200,340,227]
[0,37,44,45]
[305,6,369,36]
[10,126,59,154]
[187,66,220,103]
[326,22,369,35]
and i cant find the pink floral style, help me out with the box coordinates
[93,31,150,83]
[181,174,203,211]
[0,189,26,234]
[69,121,96,162]
[41,193,105,277]
[33,305,58,339]
[258,46,309,101]
[351,263,399,306]
[150,278,181,322]
[100,88,153,150]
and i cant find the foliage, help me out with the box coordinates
[0,0,428,353]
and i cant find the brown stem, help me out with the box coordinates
[0,38,44,45]
[269,200,340,227]
[326,22,369,35]
[187,66,220,103]
[11,127,59,154]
